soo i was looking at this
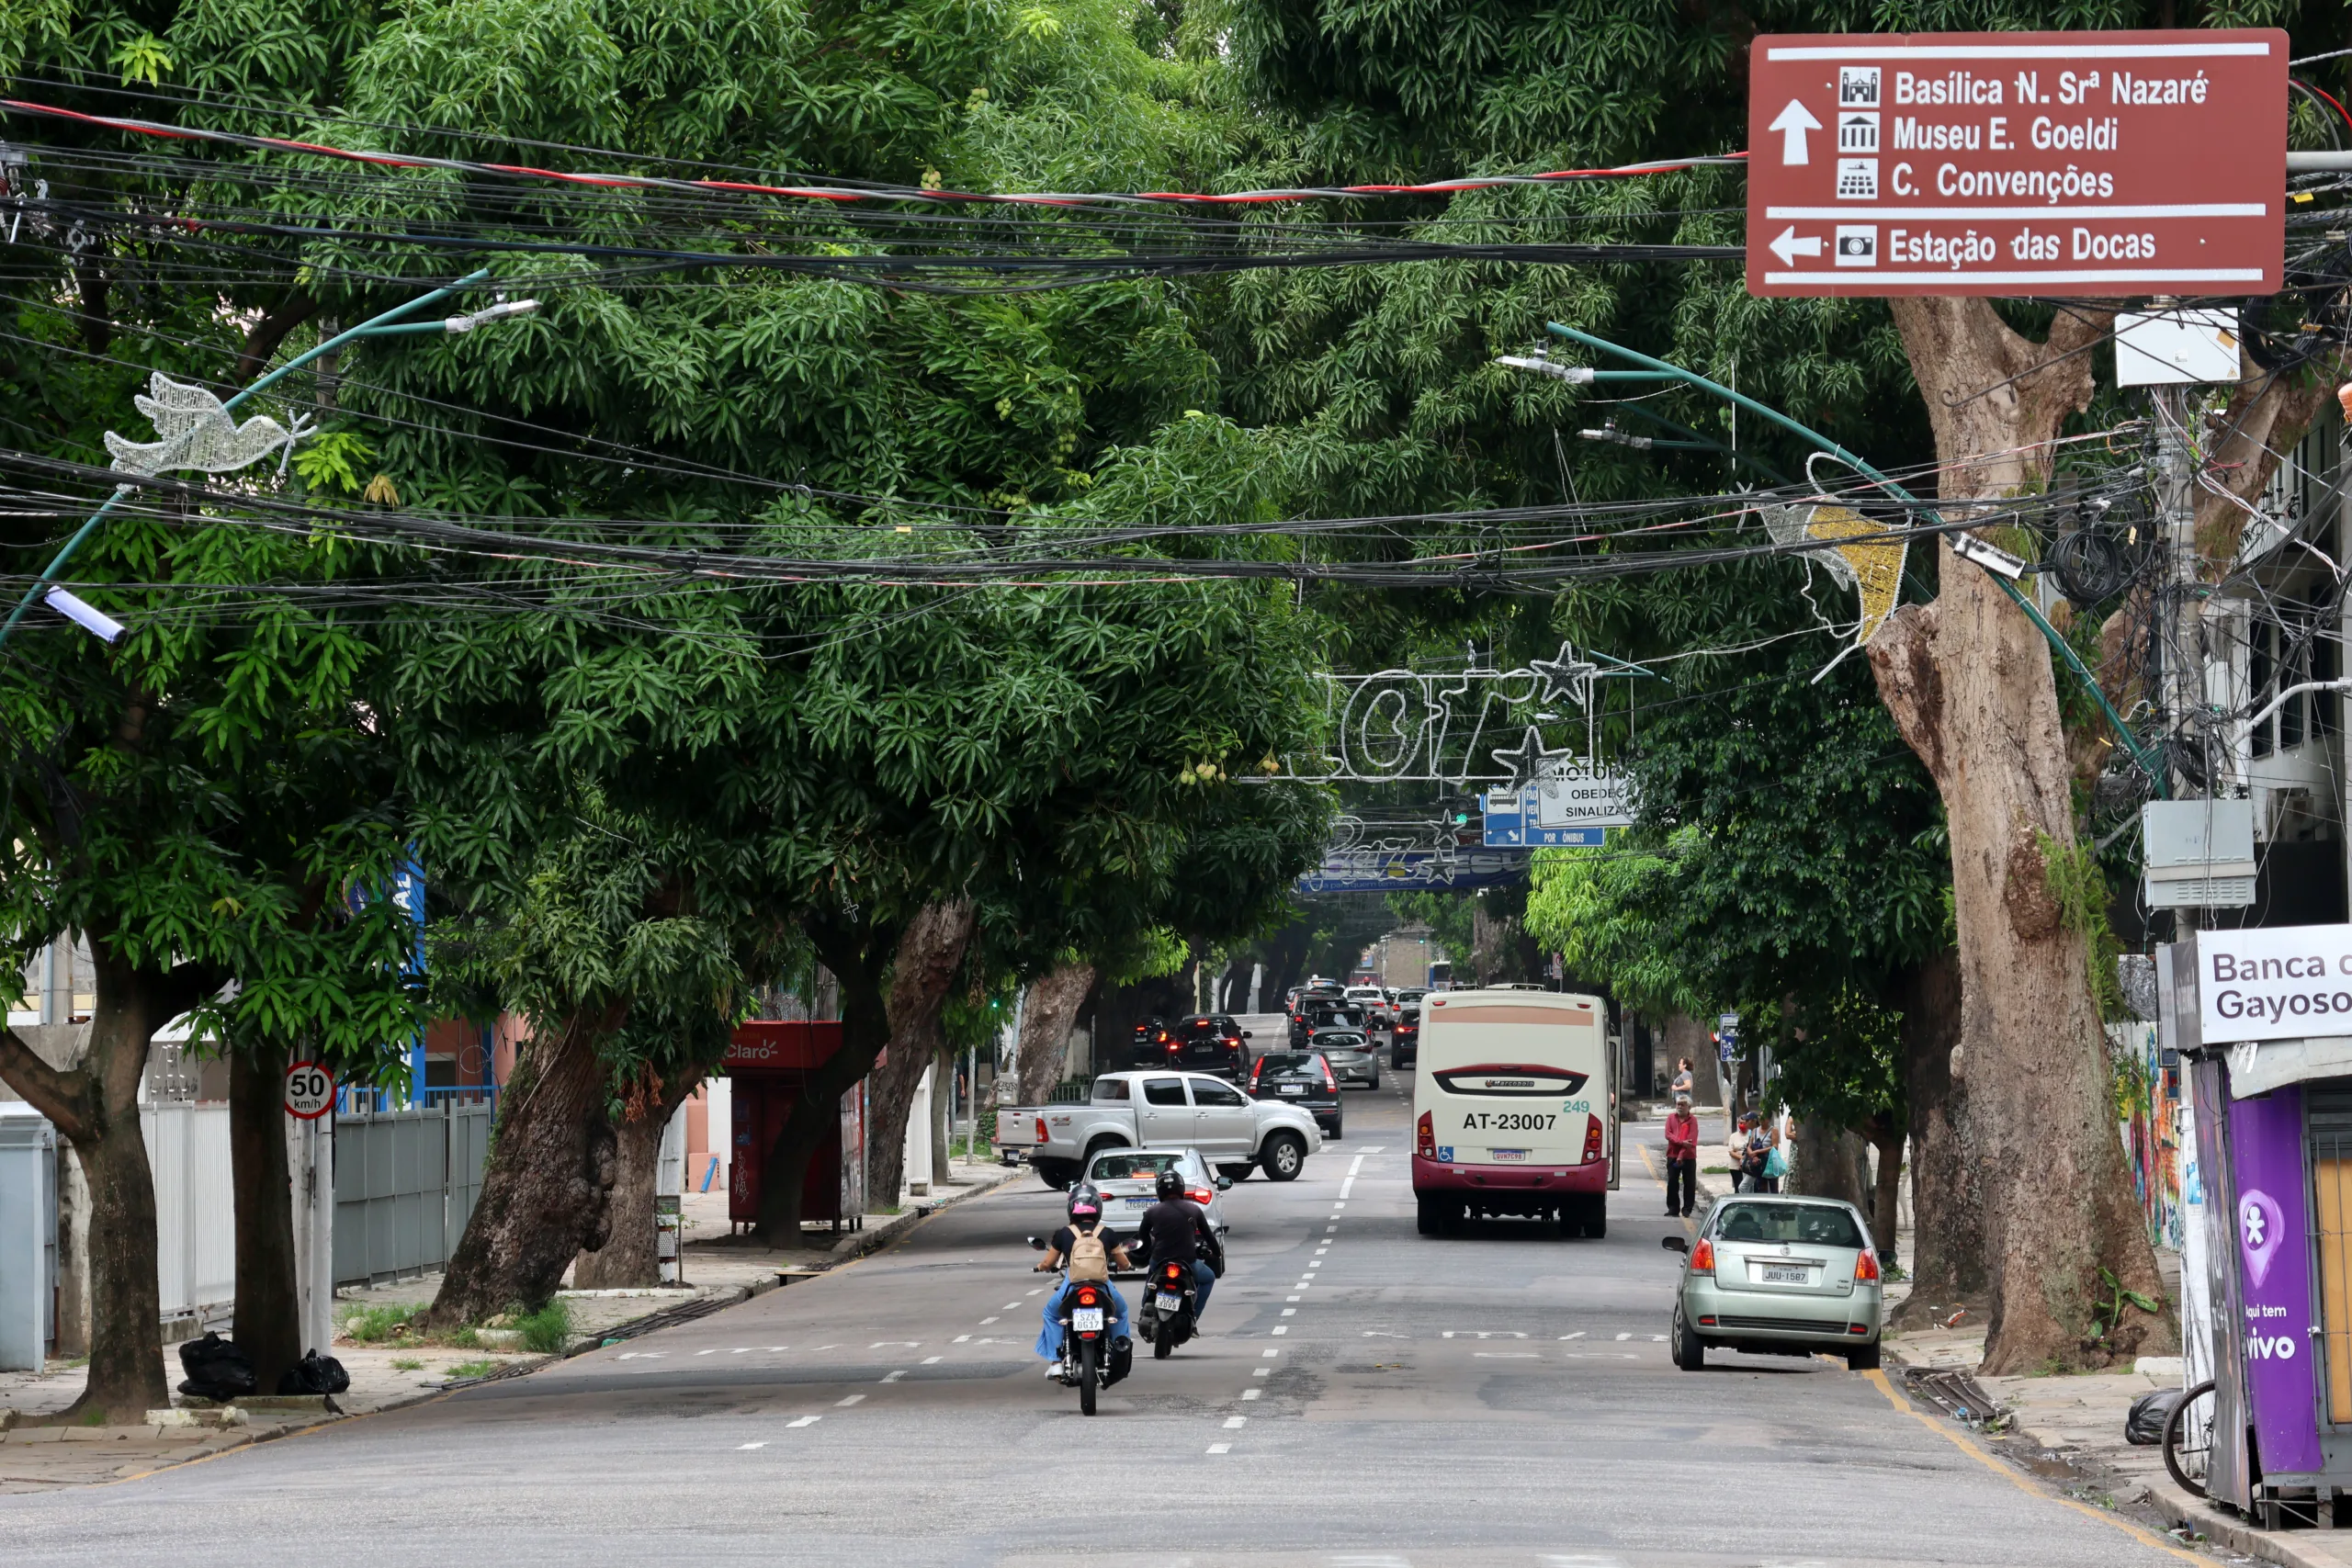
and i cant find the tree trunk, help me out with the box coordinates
[228,1038,300,1394]
[1787,1117,1869,1210]
[1870,298,2170,1371]
[931,1043,954,1182]
[429,1011,616,1325]
[572,1070,695,1290]
[0,944,218,1422]
[1017,961,1094,1104]
[863,900,977,1213]
[1892,947,1984,1325]
[1865,1115,1905,1262]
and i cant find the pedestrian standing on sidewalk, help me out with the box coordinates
[1670,1057,1694,1099]
[1663,1092,1699,1217]
[1726,1111,1755,1193]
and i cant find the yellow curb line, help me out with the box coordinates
[1862,1367,2203,1564]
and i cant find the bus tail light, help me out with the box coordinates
[1690,1237,1715,1277]
[1417,1111,1435,1159]
[1580,1115,1604,1164]
[1854,1249,1882,1284]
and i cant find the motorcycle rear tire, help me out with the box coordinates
[1153,1331,1172,1359]
[1079,1339,1099,1415]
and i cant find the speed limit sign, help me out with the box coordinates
[283,1061,335,1120]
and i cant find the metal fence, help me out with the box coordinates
[143,1101,235,1326]
[333,1100,492,1287]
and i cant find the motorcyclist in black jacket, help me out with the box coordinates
[1133,1167,1224,1324]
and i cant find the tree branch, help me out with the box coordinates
[232,291,319,385]
[0,1028,93,1140]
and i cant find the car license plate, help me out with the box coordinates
[1155,1292,1182,1311]
[1125,1196,1153,1209]
[1758,1263,1809,1284]
[1491,1148,1527,1162]
[1072,1307,1105,1331]
[1279,1084,1305,1095]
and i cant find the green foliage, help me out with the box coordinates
[2038,829,2129,1022]
[513,1297,573,1352]
[339,1303,424,1344]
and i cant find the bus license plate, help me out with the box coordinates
[1279,1084,1305,1095]
[1491,1148,1527,1162]
[1758,1264,1808,1284]
[1072,1307,1105,1331]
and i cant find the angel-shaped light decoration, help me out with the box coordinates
[103,373,311,479]
[1762,501,1908,680]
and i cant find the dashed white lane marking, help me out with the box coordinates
[1206,1442,1232,1454]
[1475,1352,1539,1359]
[788,1416,822,1428]
[1331,1202,1346,1211]
[880,1370,906,1382]
[953,1335,970,1343]
[616,1351,664,1360]
[870,1341,918,1348]
[1306,1260,1321,1269]
[1330,1556,1409,1568]
[1263,1348,1281,1358]
[1001,1302,1022,1310]
[1242,1388,1262,1401]
[737,1441,766,1450]
[1442,1331,1526,1339]
[697,1348,718,1356]
[979,1316,999,1325]
[1542,1557,1630,1567]
[1287,1295,1302,1303]
[1272,1326,1289,1336]
[1614,1332,1632,1341]
[1561,1332,1587,1340]
[834,1394,865,1407]
[1223,1416,1248,1429]
[922,1356,943,1364]
[1026,1288,1045,1296]
[1281,1308,1296,1317]
[1253,1367,1271,1377]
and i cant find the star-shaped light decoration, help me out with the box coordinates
[1489,726,1576,788]
[1528,643,1600,710]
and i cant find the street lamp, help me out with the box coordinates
[1,268,536,649]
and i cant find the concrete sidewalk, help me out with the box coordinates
[0,1153,1026,1491]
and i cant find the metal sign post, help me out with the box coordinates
[285,1062,335,1355]
[1747,29,2284,297]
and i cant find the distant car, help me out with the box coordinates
[1081,1146,1233,1246]
[1346,985,1391,1025]
[1147,1014,1250,1078]
[1249,1051,1342,1137]
[1662,1196,1883,1371]
[1389,1006,1421,1068]
[1395,987,1427,1010]
[1292,1001,1368,1046]
[1308,1027,1380,1089]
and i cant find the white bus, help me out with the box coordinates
[1411,989,1614,1238]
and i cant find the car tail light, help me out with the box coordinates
[1250,1059,1266,1088]
[1580,1115,1604,1164]
[1417,1111,1435,1158]
[1187,1187,1215,1206]
[1854,1249,1882,1284]
[1224,1035,1239,1045]
[1320,1057,1337,1092]
[1848,1323,1871,1335]
[1166,1040,1182,1054]
[1690,1237,1714,1276]
[1035,1116,1048,1144]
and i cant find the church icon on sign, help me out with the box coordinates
[1838,65,1881,107]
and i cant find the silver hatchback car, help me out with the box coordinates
[1307,1027,1380,1089]
[1662,1195,1883,1371]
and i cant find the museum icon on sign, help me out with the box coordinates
[1838,112,1879,153]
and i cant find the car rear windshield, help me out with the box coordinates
[1713,1202,1866,1249]
[1090,1152,1182,1182]
[1257,1054,1324,1077]
[1314,1032,1366,1049]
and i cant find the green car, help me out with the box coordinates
[1662,1195,1883,1371]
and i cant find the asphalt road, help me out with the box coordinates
[5,1077,2198,1568]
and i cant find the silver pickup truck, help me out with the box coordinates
[997,1069,1323,1188]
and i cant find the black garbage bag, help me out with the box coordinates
[276,1349,351,1396]
[2126,1386,2184,1445]
[175,1332,256,1402]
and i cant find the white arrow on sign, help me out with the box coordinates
[1768,227,1823,267]
[1769,99,1822,165]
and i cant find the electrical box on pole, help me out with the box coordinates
[1747,29,2285,298]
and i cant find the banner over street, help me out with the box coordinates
[1747,29,2285,297]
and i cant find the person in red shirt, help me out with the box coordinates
[1663,1092,1700,1218]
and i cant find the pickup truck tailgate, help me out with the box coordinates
[995,1108,1043,1155]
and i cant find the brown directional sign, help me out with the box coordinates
[1746,29,2285,297]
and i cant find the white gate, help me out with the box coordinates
[141,1101,236,1325]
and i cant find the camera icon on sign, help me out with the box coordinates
[1834,226,1878,267]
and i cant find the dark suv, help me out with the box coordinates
[1290,1000,1367,1047]
[1390,1005,1422,1068]
[1145,1014,1250,1078]
[1250,1051,1342,1138]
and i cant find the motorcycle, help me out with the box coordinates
[1138,1257,1197,1359]
[1028,1235,1126,1415]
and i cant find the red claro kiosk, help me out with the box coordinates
[725,1021,867,1235]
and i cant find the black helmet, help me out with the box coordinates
[1155,1168,1185,1201]
[1067,1182,1103,1223]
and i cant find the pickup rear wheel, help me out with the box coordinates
[1216,1164,1254,1183]
[1261,1133,1306,1182]
[1081,1137,1127,1171]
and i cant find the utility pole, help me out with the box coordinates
[2151,380,2210,940]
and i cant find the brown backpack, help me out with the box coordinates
[1066,1224,1111,1281]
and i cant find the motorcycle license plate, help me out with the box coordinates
[1279,1084,1305,1095]
[1155,1292,1182,1311]
[1072,1307,1105,1331]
